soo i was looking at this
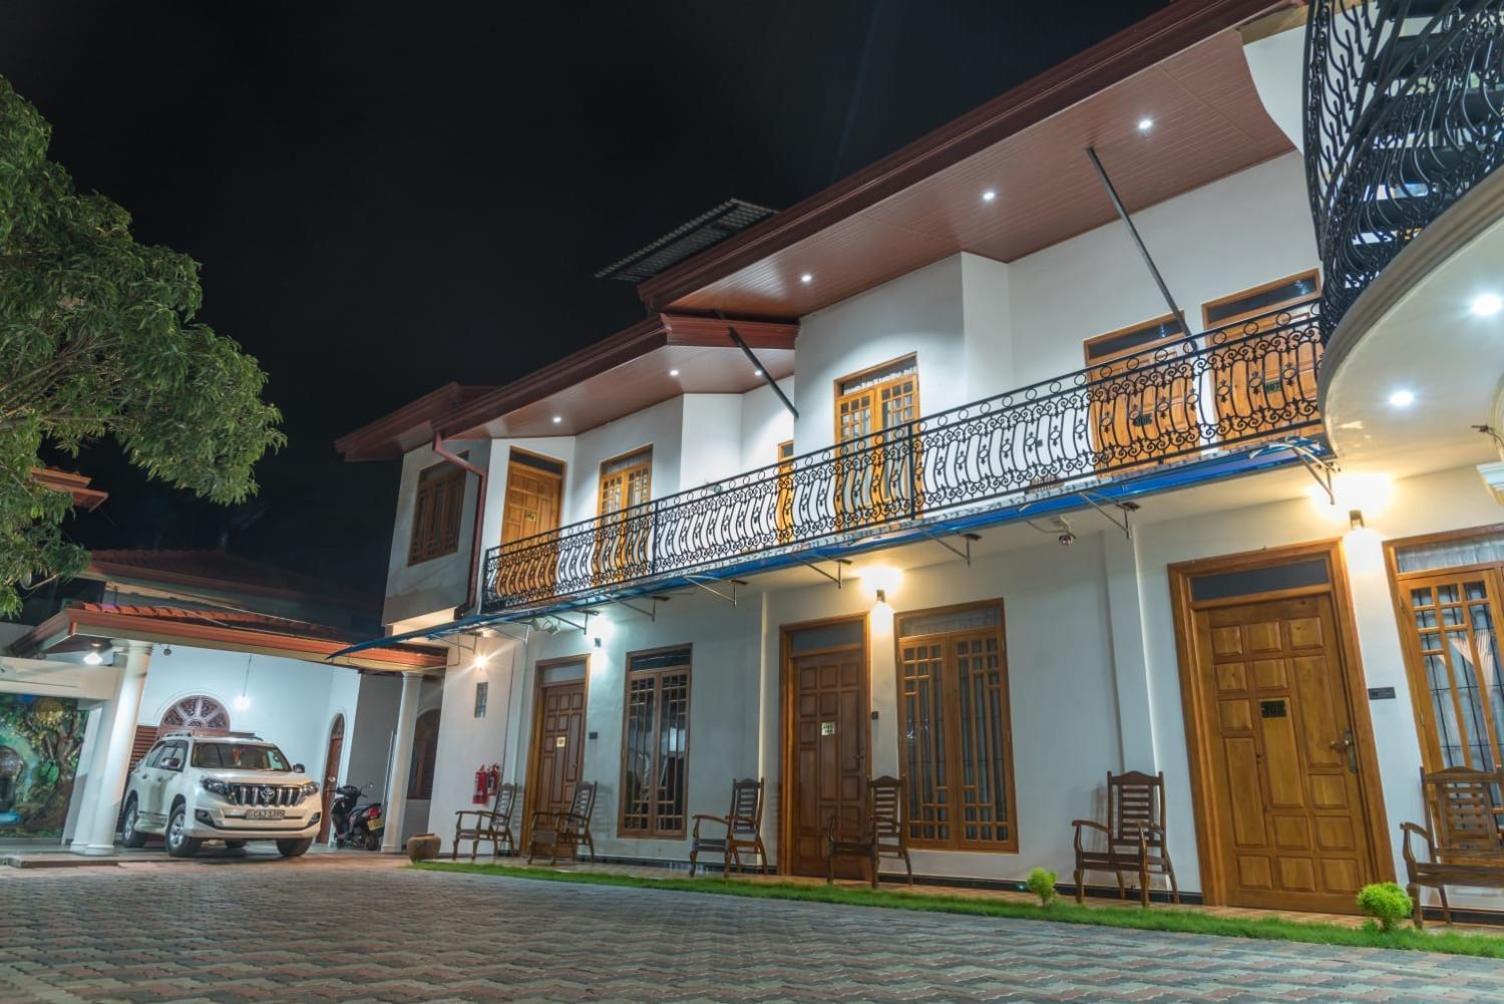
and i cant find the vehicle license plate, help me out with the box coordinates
[246,808,285,820]
[367,817,384,831]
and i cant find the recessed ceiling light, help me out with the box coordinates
[668,369,680,377]
[1137,117,1154,133]
[551,415,563,424]
[753,368,763,377]
[1471,292,1502,317]
[800,273,813,284]
[981,189,997,203]
[1388,389,1416,407]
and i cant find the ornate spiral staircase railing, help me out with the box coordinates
[1306,0,1504,338]
[481,306,1325,613]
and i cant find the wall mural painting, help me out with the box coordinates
[0,694,88,837]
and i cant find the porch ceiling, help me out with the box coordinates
[643,23,1293,317]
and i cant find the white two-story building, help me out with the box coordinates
[338,0,1504,918]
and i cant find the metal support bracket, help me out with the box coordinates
[617,595,670,621]
[549,610,594,635]
[918,529,982,565]
[684,575,747,607]
[796,555,852,587]
[1255,439,1338,505]
[1078,492,1139,540]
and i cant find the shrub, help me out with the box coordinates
[1357,882,1413,932]
[1025,867,1058,907]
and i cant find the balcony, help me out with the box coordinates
[1306,0,1504,338]
[481,306,1326,615]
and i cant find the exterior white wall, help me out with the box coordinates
[680,394,746,489]
[1243,28,1307,153]
[383,439,491,627]
[1005,152,1318,388]
[741,378,795,471]
[794,255,967,453]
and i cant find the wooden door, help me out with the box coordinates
[501,461,562,544]
[528,679,586,828]
[595,451,652,581]
[788,644,868,877]
[1202,273,1321,447]
[835,364,919,528]
[1194,593,1376,912]
[1082,314,1196,477]
[318,715,345,842]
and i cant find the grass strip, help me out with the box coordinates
[415,861,1504,959]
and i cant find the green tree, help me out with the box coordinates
[0,77,283,614]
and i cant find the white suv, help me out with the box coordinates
[120,731,321,858]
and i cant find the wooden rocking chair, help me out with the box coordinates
[690,778,768,877]
[826,776,912,889]
[452,782,518,861]
[527,781,597,865]
[1072,770,1180,907]
[1402,766,1504,928]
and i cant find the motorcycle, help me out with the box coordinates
[329,782,385,850]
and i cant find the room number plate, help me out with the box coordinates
[820,721,836,736]
[554,736,567,748]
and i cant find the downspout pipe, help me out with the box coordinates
[432,433,488,616]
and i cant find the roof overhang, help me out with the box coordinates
[636,0,1296,317]
[337,312,798,459]
[33,468,108,511]
[11,605,448,674]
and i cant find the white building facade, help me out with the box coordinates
[339,1,1504,919]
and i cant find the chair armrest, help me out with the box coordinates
[454,809,489,826]
[1072,819,1109,854]
[692,814,730,839]
[1400,821,1434,866]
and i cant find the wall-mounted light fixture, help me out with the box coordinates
[875,588,888,605]
[1349,508,1365,530]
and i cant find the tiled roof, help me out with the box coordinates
[86,549,365,605]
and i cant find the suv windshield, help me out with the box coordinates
[190,742,291,771]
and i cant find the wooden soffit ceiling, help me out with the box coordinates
[649,24,1294,318]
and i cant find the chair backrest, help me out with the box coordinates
[568,781,597,825]
[1108,770,1166,846]
[870,775,903,843]
[727,778,764,836]
[1422,766,1504,862]
[493,782,517,822]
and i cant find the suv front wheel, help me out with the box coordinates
[277,838,312,858]
[166,805,202,858]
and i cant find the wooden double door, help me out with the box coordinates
[784,620,869,877]
[1188,589,1381,913]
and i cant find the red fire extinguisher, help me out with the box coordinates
[473,764,502,804]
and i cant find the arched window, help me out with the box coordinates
[408,709,440,799]
[161,695,230,730]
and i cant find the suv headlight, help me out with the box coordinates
[201,778,231,797]
[300,781,319,799]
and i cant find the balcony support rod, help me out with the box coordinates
[720,312,798,419]
[796,554,851,587]
[616,596,668,621]
[684,574,745,607]
[918,529,981,565]
[1085,146,1186,332]
[1078,492,1136,540]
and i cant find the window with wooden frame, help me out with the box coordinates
[895,600,1017,851]
[775,440,795,543]
[1082,314,1195,475]
[598,447,652,516]
[834,356,920,524]
[408,461,467,564]
[1201,270,1323,443]
[407,708,441,799]
[1387,526,1504,777]
[594,447,653,580]
[619,646,691,837]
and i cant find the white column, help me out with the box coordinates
[1102,533,1158,771]
[381,671,425,852]
[71,641,152,856]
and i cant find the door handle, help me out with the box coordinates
[1330,729,1358,773]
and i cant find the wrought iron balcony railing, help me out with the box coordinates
[480,305,1324,613]
[1306,0,1504,336]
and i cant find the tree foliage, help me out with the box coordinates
[0,77,284,614]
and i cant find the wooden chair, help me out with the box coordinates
[527,781,597,865]
[1402,765,1504,928]
[826,776,912,889]
[452,782,518,861]
[689,778,768,877]
[1072,770,1180,907]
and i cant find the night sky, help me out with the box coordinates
[2,1,1169,610]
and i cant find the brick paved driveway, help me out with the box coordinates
[3,856,1502,1003]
